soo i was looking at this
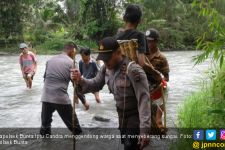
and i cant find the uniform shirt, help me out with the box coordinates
[41,54,73,104]
[115,29,147,54]
[78,57,151,135]
[148,50,169,75]
[79,59,98,79]
[146,49,170,85]
[19,51,37,73]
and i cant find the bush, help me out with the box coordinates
[37,38,98,55]
[37,38,66,53]
[171,65,225,150]
[178,65,225,128]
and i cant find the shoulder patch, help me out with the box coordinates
[131,69,141,82]
[126,62,143,82]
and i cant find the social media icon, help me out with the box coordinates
[220,130,225,140]
[206,130,216,140]
[193,130,204,140]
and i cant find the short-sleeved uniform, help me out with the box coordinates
[40,54,81,135]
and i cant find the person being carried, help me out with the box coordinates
[115,4,162,84]
[19,43,37,89]
[77,48,101,110]
[40,42,82,136]
[71,37,151,150]
[145,28,170,132]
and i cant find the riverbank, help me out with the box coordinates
[178,64,225,128]
[0,38,198,55]
[169,64,225,149]
[0,48,61,56]
[0,47,198,56]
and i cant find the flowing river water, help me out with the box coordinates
[0,51,210,150]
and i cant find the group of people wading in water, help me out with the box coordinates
[19,4,169,150]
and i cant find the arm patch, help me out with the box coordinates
[131,69,141,82]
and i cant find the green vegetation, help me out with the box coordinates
[193,0,225,68]
[173,0,225,148]
[178,66,225,128]
[1,0,225,54]
[171,65,225,150]
[178,0,225,129]
[0,0,121,54]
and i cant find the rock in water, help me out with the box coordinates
[93,116,110,122]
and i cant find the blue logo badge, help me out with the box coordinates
[206,130,216,141]
[193,130,204,140]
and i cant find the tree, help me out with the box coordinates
[0,0,34,47]
[193,0,225,67]
[67,0,121,41]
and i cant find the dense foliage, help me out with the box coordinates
[178,0,225,131]
[0,0,225,53]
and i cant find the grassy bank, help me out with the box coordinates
[36,38,99,55]
[170,65,225,149]
[0,39,99,55]
[0,41,196,56]
[178,89,225,129]
[178,65,225,128]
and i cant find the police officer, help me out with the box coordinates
[71,37,151,150]
[145,28,170,132]
[40,42,82,136]
[145,28,169,82]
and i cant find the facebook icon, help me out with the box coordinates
[193,130,204,140]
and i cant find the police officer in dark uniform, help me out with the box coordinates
[71,37,151,150]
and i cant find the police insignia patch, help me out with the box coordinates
[132,69,141,82]
[146,30,150,36]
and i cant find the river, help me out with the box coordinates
[0,51,210,150]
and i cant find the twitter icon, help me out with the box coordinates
[206,130,216,140]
